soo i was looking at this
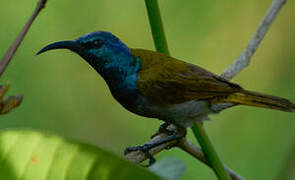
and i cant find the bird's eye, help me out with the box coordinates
[92,40,103,49]
[82,39,103,49]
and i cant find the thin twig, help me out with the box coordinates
[221,0,286,80]
[125,0,286,179]
[179,139,243,180]
[0,0,48,78]
[125,125,243,180]
[125,125,177,163]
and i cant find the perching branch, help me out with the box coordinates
[125,125,177,163]
[125,125,243,180]
[125,0,286,179]
[0,0,48,78]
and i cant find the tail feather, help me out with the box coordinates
[225,90,295,112]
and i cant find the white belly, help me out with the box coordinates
[142,100,210,127]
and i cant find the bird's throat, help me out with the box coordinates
[86,55,140,94]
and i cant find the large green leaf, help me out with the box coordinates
[0,130,161,180]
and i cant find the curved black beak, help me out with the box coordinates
[36,40,82,55]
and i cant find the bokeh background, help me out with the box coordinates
[1,0,295,179]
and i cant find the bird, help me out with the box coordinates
[37,31,295,164]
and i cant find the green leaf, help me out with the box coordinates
[0,129,161,180]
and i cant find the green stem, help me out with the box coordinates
[144,0,230,179]
[144,0,170,55]
[191,122,231,180]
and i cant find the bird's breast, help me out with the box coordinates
[107,73,147,115]
[109,75,211,127]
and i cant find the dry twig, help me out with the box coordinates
[0,0,48,77]
[0,0,48,113]
[0,85,23,114]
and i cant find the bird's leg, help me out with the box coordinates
[124,126,186,166]
[150,122,173,139]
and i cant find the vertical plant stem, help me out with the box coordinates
[191,122,231,180]
[144,0,170,55]
[144,0,230,179]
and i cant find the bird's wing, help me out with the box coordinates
[131,49,242,106]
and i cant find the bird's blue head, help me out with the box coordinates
[37,31,138,82]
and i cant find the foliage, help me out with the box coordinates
[0,129,161,180]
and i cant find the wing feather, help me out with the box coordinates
[132,49,241,106]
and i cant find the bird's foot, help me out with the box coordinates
[150,122,174,139]
[124,144,156,166]
[124,126,187,166]
[164,128,187,150]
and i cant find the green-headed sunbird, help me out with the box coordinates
[37,31,295,164]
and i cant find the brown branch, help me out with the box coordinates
[125,0,287,179]
[125,125,177,163]
[125,125,243,180]
[0,0,48,78]
[179,139,243,180]
[0,0,47,114]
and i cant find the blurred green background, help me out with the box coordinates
[1,0,295,179]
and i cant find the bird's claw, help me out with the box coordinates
[124,144,156,166]
[125,125,186,166]
[164,135,184,150]
[150,123,174,139]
